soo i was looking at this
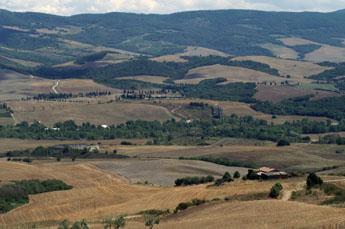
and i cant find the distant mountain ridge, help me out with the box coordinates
[0,8,345,58]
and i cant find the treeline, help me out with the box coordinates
[175,175,215,186]
[165,78,258,102]
[28,91,112,101]
[2,115,344,144]
[227,60,280,76]
[251,95,345,121]
[74,51,110,64]
[0,179,72,213]
[3,145,128,159]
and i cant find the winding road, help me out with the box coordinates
[52,80,60,94]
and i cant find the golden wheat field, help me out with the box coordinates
[7,100,177,126]
[233,56,331,79]
[0,160,276,227]
[175,64,288,84]
[1,160,345,229]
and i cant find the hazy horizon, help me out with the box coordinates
[0,0,344,16]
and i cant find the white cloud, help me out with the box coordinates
[0,0,344,15]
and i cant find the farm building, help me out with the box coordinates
[53,143,100,152]
[248,167,288,180]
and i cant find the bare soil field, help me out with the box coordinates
[233,56,332,78]
[175,64,291,84]
[116,75,169,84]
[54,79,121,94]
[7,100,177,127]
[254,85,340,103]
[117,143,345,172]
[37,158,248,186]
[0,69,55,100]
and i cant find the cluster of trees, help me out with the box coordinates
[189,102,209,108]
[0,179,72,213]
[58,219,89,229]
[74,51,110,64]
[29,91,112,101]
[174,198,207,213]
[165,78,258,102]
[252,95,345,121]
[227,60,280,76]
[3,145,127,160]
[175,175,215,186]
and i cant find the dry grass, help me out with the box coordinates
[279,37,345,63]
[0,160,284,227]
[260,43,299,59]
[233,56,331,79]
[116,75,169,84]
[174,64,287,84]
[279,37,320,46]
[182,46,229,57]
[0,160,341,229]
[151,55,188,63]
[7,100,176,127]
[305,45,345,63]
[117,143,345,172]
[136,200,345,229]
[0,69,55,100]
[54,79,121,94]
[254,85,340,103]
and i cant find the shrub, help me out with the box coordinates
[306,173,323,189]
[270,183,283,198]
[277,139,290,147]
[234,171,241,179]
[222,172,233,182]
[247,170,259,180]
[174,175,214,186]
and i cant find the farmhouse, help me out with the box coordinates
[249,167,289,180]
[53,143,100,152]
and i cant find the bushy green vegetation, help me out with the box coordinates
[1,114,345,144]
[1,9,345,57]
[227,60,280,76]
[175,175,214,186]
[252,95,345,121]
[306,172,323,189]
[0,179,72,213]
[74,51,109,64]
[269,183,283,198]
[174,198,207,213]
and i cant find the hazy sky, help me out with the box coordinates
[0,0,344,15]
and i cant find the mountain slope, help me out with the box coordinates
[0,9,345,58]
